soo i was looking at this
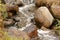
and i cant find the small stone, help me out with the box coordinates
[4,19,15,26]
[34,7,54,27]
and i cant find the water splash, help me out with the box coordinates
[37,29,59,40]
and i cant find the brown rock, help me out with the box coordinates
[4,19,15,26]
[35,0,42,7]
[6,4,19,12]
[35,0,60,7]
[34,7,54,27]
[51,5,60,19]
[8,12,13,17]
[44,0,60,7]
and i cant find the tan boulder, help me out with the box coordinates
[34,7,54,27]
[51,5,60,19]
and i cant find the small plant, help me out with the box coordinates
[54,19,60,36]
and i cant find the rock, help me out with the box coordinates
[6,4,19,12]
[51,5,60,19]
[35,0,60,7]
[35,0,42,7]
[23,24,38,38]
[44,0,60,7]
[4,19,15,26]
[34,7,54,27]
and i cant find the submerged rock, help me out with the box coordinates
[34,7,54,28]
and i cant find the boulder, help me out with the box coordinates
[51,5,60,19]
[34,7,54,27]
[35,0,60,7]
[44,0,60,7]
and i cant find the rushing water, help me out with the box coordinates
[18,4,36,28]
[37,29,60,40]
